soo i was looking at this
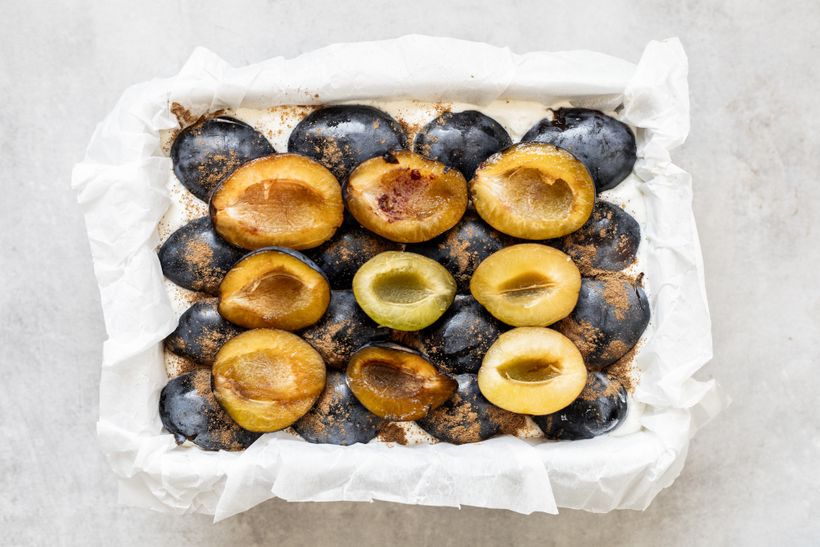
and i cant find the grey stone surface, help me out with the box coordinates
[1,0,817,545]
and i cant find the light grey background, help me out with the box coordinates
[1,1,817,545]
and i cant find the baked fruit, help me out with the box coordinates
[470,142,595,239]
[165,299,244,366]
[293,371,382,445]
[533,371,628,439]
[353,251,456,331]
[212,329,326,432]
[470,244,581,327]
[301,290,388,369]
[218,247,330,330]
[159,369,260,451]
[521,108,637,192]
[420,295,503,375]
[171,116,275,201]
[557,276,650,370]
[345,150,468,243]
[477,327,587,415]
[562,200,640,272]
[414,110,512,180]
[346,343,456,421]
[288,105,407,181]
[210,154,344,250]
[158,216,245,295]
[308,220,401,289]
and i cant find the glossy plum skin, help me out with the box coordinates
[521,108,637,192]
[562,201,640,272]
[159,369,260,451]
[412,213,510,293]
[533,372,628,440]
[288,105,407,182]
[420,295,504,375]
[414,110,512,180]
[308,219,401,289]
[158,217,246,295]
[165,299,243,366]
[301,290,389,369]
[171,116,275,201]
[292,371,382,445]
[557,276,650,370]
[417,374,506,444]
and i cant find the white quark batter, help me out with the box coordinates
[157,99,648,443]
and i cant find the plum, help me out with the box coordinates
[165,299,243,366]
[521,108,636,192]
[159,368,260,451]
[288,105,407,182]
[562,200,640,273]
[171,116,274,201]
[557,276,650,370]
[414,110,512,180]
[533,372,628,440]
[158,216,245,295]
[293,371,382,445]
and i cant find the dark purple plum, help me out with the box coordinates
[171,116,274,201]
[414,110,512,180]
[165,299,243,366]
[159,369,260,451]
[533,372,628,440]
[307,219,401,289]
[411,213,510,293]
[420,295,503,375]
[557,276,650,370]
[158,217,245,295]
[288,105,407,182]
[301,290,389,369]
[562,200,640,273]
[292,371,382,445]
[521,108,636,192]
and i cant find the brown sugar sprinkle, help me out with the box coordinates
[164,351,200,378]
[602,275,630,321]
[184,238,223,290]
[170,102,198,127]
[378,422,409,445]
[487,406,529,436]
[606,344,638,393]
[397,118,422,142]
[557,317,603,358]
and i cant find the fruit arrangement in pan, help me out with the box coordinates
[158,104,647,450]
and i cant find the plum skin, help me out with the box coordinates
[562,200,641,272]
[158,216,246,295]
[533,372,628,440]
[414,110,512,180]
[288,105,407,182]
[165,299,243,366]
[521,108,637,192]
[171,116,275,201]
[292,371,382,445]
[159,369,260,451]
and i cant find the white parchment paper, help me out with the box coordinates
[72,35,724,520]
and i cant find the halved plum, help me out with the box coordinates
[477,327,587,415]
[165,299,244,366]
[212,328,326,432]
[293,371,382,445]
[470,244,581,327]
[353,251,456,331]
[346,343,456,421]
[288,105,407,182]
[158,216,245,295]
[556,276,650,370]
[210,154,344,250]
[159,368,260,450]
[533,371,628,440]
[345,150,468,243]
[420,295,503,375]
[301,290,388,369]
[413,110,512,180]
[171,116,275,201]
[562,200,640,273]
[218,247,330,330]
[521,108,637,192]
[470,142,595,239]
